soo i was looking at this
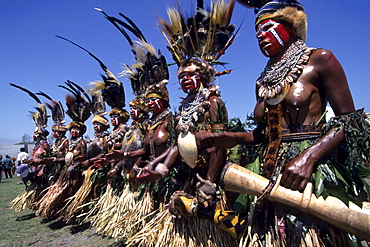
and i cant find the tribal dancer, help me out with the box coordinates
[88,10,177,240]
[126,1,240,246]
[193,0,370,245]
[35,81,90,220]
[8,84,51,211]
[34,97,70,218]
[36,92,69,183]
[60,92,110,224]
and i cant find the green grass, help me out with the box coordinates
[0,176,121,247]
[1,174,369,246]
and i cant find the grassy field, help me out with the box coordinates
[1,174,369,247]
[0,176,121,247]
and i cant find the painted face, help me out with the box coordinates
[256,19,292,57]
[147,97,166,116]
[130,107,142,122]
[110,115,122,127]
[179,72,202,94]
[93,122,103,133]
[53,131,60,138]
[70,127,81,138]
[33,134,39,141]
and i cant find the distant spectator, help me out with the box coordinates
[0,156,3,183]
[16,148,30,184]
[11,157,16,175]
[3,155,13,179]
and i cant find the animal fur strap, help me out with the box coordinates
[263,103,283,178]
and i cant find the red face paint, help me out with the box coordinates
[93,122,103,133]
[256,19,292,57]
[179,72,202,94]
[130,107,142,122]
[110,115,122,127]
[53,132,60,138]
[71,127,80,138]
[147,97,166,116]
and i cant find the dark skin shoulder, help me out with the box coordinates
[280,48,355,190]
[197,48,355,191]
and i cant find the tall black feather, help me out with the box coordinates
[100,11,169,97]
[118,12,147,42]
[9,83,41,104]
[56,33,125,110]
[36,91,53,101]
[59,81,91,123]
[56,35,108,72]
[37,91,66,126]
[66,80,92,104]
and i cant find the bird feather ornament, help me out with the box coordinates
[96,9,169,97]
[36,91,66,126]
[157,0,237,65]
[59,81,91,123]
[9,83,49,129]
[9,83,41,104]
[56,35,126,111]
[89,90,106,117]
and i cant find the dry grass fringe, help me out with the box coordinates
[9,190,37,212]
[35,181,68,218]
[58,168,94,224]
[114,189,154,240]
[88,183,136,238]
[126,206,238,247]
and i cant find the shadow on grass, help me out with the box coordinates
[48,220,67,230]
[15,213,36,221]
[70,222,91,234]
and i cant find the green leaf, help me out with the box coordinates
[324,182,350,206]
[313,168,325,197]
[245,156,261,175]
[299,140,311,153]
[357,164,370,176]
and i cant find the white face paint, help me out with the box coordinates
[179,73,201,94]
[256,19,292,58]
[148,97,166,116]
[110,115,120,126]
[256,20,285,47]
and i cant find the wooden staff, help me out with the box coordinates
[221,163,370,241]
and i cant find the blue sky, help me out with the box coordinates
[1,0,370,144]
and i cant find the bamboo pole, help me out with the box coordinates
[221,163,370,242]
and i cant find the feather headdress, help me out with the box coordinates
[157,0,237,66]
[59,80,91,134]
[89,90,110,127]
[9,83,49,136]
[56,35,127,120]
[95,9,169,99]
[36,91,68,132]
[254,0,307,41]
[236,0,271,10]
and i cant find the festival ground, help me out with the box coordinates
[0,176,121,247]
[2,175,370,246]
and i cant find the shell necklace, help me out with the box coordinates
[177,88,210,134]
[256,39,315,105]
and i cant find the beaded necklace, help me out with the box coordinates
[52,137,68,154]
[107,125,127,150]
[68,137,83,151]
[177,88,210,134]
[256,39,315,105]
[148,109,171,160]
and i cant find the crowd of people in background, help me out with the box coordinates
[0,149,30,184]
